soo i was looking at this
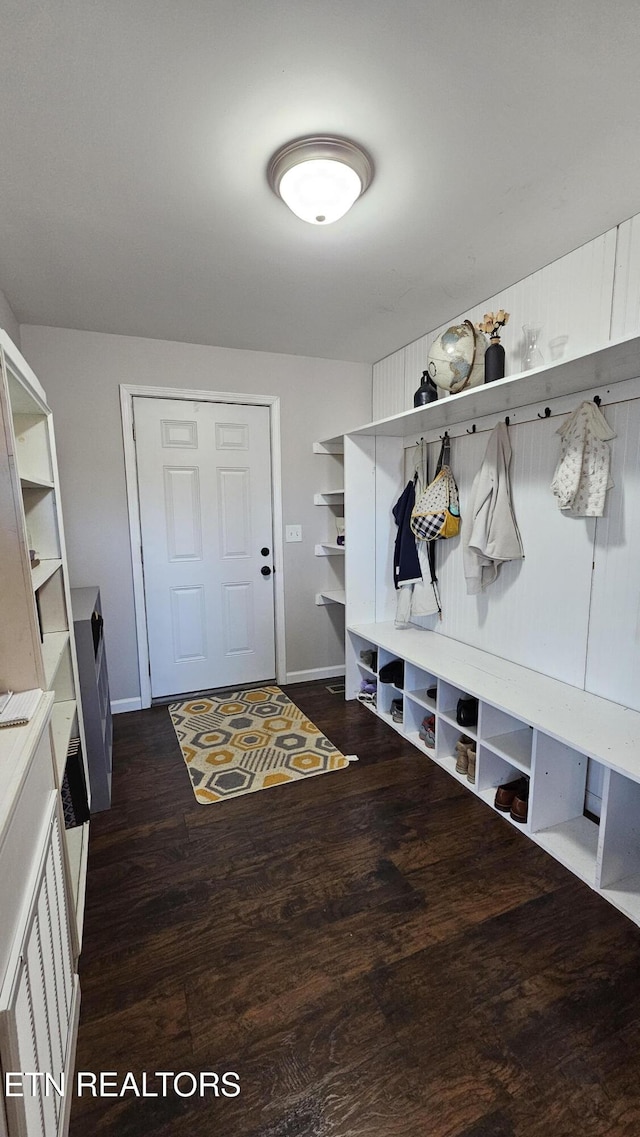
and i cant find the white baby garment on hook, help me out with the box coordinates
[550,401,615,517]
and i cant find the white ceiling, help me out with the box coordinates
[2,0,640,364]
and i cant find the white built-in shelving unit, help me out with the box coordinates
[313,435,346,610]
[0,330,87,1136]
[344,331,640,929]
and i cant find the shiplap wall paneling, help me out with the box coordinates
[373,227,618,422]
[371,350,404,421]
[584,395,640,711]
[402,334,429,413]
[409,416,596,687]
[611,213,640,341]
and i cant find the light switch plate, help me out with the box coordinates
[285,524,303,542]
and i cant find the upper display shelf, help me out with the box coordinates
[349,332,640,438]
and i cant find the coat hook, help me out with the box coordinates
[466,424,476,434]
[593,395,602,407]
[537,407,551,418]
[439,430,449,440]
[504,416,510,427]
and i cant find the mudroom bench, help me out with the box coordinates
[347,620,640,927]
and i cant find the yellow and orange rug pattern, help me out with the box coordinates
[168,685,357,804]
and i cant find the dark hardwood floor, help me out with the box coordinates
[70,681,640,1137]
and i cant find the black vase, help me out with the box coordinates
[484,338,505,383]
[413,370,438,406]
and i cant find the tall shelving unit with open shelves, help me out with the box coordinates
[313,434,346,608]
[0,329,89,1135]
[343,331,640,929]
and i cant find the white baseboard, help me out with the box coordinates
[111,696,143,715]
[285,665,345,684]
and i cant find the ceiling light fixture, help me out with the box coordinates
[267,135,373,225]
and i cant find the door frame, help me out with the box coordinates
[120,383,286,708]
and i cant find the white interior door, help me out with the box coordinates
[133,396,276,698]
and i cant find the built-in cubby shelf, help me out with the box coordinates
[347,620,640,928]
[314,490,345,505]
[32,558,63,591]
[314,542,345,556]
[315,589,346,606]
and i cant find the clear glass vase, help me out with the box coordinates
[522,325,544,371]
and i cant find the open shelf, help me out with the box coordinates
[315,589,346,606]
[20,475,54,490]
[32,558,63,591]
[313,437,343,454]
[532,815,599,886]
[314,490,344,505]
[349,332,640,438]
[314,543,345,556]
[41,631,70,687]
[482,729,533,773]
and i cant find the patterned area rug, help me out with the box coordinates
[168,685,357,804]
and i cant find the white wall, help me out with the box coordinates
[373,226,618,419]
[19,326,371,704]
[0,290,20,350]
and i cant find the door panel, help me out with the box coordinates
[134,397,276,697]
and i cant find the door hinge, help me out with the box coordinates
[132,422,136,441]
[140,544,144,566]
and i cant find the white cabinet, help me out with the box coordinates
[0,697,79,1137]
[0,331,86,1135]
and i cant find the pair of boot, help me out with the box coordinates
[455,735,476,784]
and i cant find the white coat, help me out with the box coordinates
[463,422,524,595]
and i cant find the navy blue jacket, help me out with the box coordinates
[392,480,422,589]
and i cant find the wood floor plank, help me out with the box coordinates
[70,680,640,1137]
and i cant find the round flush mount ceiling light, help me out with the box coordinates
[267,135,374,225]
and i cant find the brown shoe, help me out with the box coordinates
[466,747,476,784]
[510,779,529,823]
[494,777,527,812]
[455,735,472,774]
[455,741,469,774]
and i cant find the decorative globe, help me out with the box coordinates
[427,319,487,394]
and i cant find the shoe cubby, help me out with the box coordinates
[404,696,436,757]
[437,680,478,740]
[345,620,640,929]
[480,704,533,774]
[475,747,530,829]
[529,733,599,887]
[434,716,476,788]
[376,679,402,725]
[404,663,438,713]
[348,632,378,700]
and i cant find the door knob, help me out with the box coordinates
[261,566,272,576]
[261,547,270,556]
